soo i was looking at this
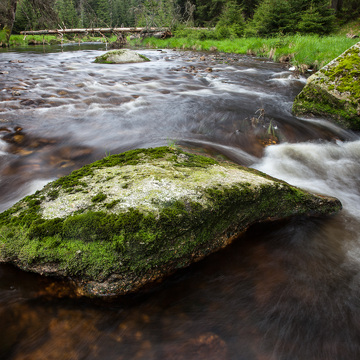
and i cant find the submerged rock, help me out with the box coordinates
[292,42,360,130]
[0,147,341,297]
[94,49,150,64]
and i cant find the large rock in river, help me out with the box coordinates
[0,147,341,297]
[94,49,150,64]
[292,42,360,130]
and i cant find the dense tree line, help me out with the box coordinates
[1,0,360,40]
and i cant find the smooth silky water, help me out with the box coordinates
[0,43,359,360]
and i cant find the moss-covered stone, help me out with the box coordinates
[94,49,150,64]
[0,147,342,297]
[293,42,360,130]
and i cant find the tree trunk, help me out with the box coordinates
[0,0,18,44]
[331,0,343,12]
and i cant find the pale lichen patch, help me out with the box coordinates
[41,162,275,219]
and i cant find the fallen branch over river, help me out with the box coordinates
[20,27,168,36]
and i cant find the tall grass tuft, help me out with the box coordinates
[133,34,359,71]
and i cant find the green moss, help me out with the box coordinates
[139,54,150,61]
[0,181,322,281]
[293,79,360,130]
[324,47,360,102]
[47,189,59,200]
[105,200,120,209]
[91,193,107,203]
[294,44,360,130]
[0,146,342,294]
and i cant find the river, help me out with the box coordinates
[0,43,359,360]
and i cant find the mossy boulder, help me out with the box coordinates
[0,147,342,297]
[293,42,360,130]
[94,49,150,64]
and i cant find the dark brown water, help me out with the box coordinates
[1,43,360,360]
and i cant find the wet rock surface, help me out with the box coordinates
[94,49,150,64]
[0,147,341,297]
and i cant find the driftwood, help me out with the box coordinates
[20,27,168,36]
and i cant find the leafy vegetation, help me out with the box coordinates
[135,34,359,71]
[0,0,358,37]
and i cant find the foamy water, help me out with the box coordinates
[254,140,360,217]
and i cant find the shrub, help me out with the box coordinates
[248,0,336,37]
[298,3,336,35]
[215,0,245,38]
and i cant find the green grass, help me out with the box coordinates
[132,34,359,71]
[6,25,360,72]
[0,29,8,44]
[6,34,109,47]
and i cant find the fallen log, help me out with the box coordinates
[20,27,167,35]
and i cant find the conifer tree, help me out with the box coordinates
[55,0,79,28]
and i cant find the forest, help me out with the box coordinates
[1,0,360,39]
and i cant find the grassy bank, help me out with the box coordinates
[132,34,359,71]
[6,34,108,47]
[5,31,359,72]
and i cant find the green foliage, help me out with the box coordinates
[135,0,181,28]
[6,0,359,40]
[55,0,79,28]
[174,26,217,40]
[194,0,225,26]
[247,0,336,36]
[12,0,59,33]
[136,33,359,72]
[0,29,8,44]
[297,2,336,35]
[336,0,360,22]
[215,0,245,38]
[246,0,295,36]
[239,0,260,19]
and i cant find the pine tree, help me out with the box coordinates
[55,0,79,28]
[216,0,245,38]
[194,0,226,26]
[298,0,336,34]
[247,0,295,36]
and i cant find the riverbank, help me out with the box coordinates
[131,34,359,72]
[4,31,359,73]
[3,34,109,47]
[1,40,360,360]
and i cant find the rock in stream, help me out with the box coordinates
[292,41,360,130]
[0,147,342,297]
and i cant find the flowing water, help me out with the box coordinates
[0,43,360,360]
